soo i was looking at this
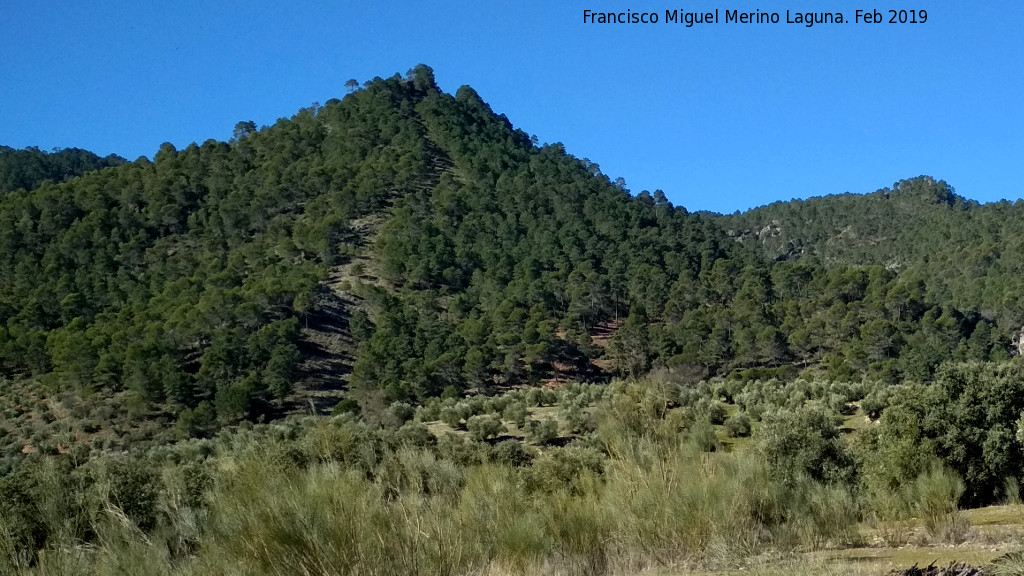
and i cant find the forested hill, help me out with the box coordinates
[0,66,752,422]
[0,146,126,194]
[0,66,1012,445]
[720,176,1024,326]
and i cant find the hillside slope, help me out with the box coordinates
[0,68,1012,450]
[720,176,1024,328]
[0,68,736,434]
[0,145,126,194]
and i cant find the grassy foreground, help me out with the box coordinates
[2,376,1023,575]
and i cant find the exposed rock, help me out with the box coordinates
[1012,328,1024,357]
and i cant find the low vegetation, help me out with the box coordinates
[1,369,1022,575]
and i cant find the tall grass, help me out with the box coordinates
[0,377,953,575]
[1004,477,1022,505]
[184,423,863,575]
[910,464,969,543]
[200,458,447,576]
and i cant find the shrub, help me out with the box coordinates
[467,413,506,441]
[486,395,511,414]
[382,402,415,430]
[503,400,528,428]
[332,397,360,416]
[436,433,486,467]
[415,398,441,422]
[524,418,558,446]
[0,471,46,568]
[860,387,891,420]
[303,418,378,472]
[202,463,396,575]
[160,460,213,558]
[394,422,436,449]
[746,403,765,422]
[490,441,535,468]
[755,405,854,484]
[525,388,542,407]
[724,414,752,438]
[561,396,593,434]
[540,389,559,406]
[439,405,465,430]
[828,393,856,416]
[527,446,604,494]
[688,422,719,452]
[175,401,217,439]
[865,487,914,547]
[707,402,728,425]
[102,457,159,532]
[992,552,1024,576]
[912,464,967,543]
[678,386,703,408]
[1004,476,1021,505]
[541,491,609,576]
[877,363,1024,506]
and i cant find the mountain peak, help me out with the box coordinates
[882,176,961,207]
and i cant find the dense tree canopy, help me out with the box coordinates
[0,146,125,194]
[721,176,1024,329]
[0,67,1014,436]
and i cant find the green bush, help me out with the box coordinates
[175,401,217,439]
[436,433,486,467]
[302,418,378,473]
[503,400,528,428]
[332,398,360,416]
[706,401,728,425]
[102,457,160,532]
[415,398,442,422]
[527,446,605,494]
[490,441,535,468]
[466,413,506,441]
[439,405,464,430]
[524,417,558,446]
[873,363,1024,505]
[1004,476,1021,505]
[860,387,891,419]
[828,393,856,416]
[724,414,752,438]
[755,405,854,484]
[393,422,436,449]
[561,396,593,434]
[0,471,46,568]
[383,402,415,429]
[911,464,967,542]
[688,421,719,452]
[541,491,609,576]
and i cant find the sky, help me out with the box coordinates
[1,1,1022,214]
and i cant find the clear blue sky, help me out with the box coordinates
[1,1,1021,213]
